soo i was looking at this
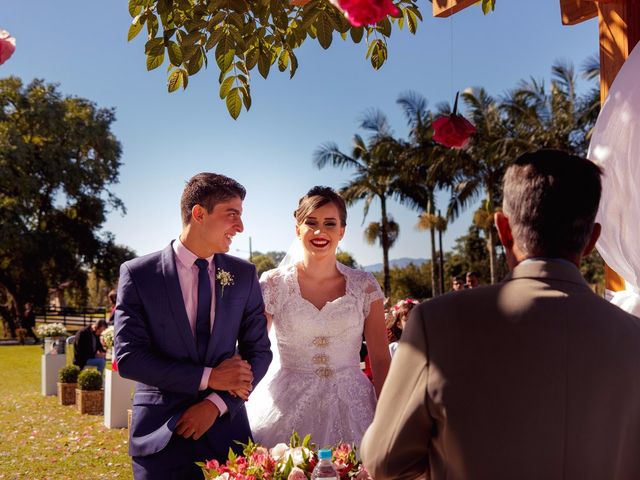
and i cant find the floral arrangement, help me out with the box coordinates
[36,322,68,338]
[0,30,16,65]
[432,91,477,149]
[199,433,372,480]
[101,326,115,349]
[329,0,399,28]
[216,269,235,298]
[389,298,420,319]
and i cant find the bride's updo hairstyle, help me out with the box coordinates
[294,186,347,227]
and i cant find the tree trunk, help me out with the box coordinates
[438,222,445,294]
[380,198,390,298]
[488,226,496,285]
[430,227,438,297]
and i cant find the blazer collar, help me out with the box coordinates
[504,259,589,288]
[162,243,199,363]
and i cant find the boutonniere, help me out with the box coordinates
[216,268,234,298]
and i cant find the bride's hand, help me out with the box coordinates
[229,388,251,401]
[207,354,254,393]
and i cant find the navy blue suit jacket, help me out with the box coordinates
[114,243,272,459]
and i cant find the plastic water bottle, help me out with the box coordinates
[311,449,338,479]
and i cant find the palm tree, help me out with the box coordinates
[364,218,400,258]
[313,110,404,296]
[447,88,517,284]
[393,91,455,296]
[502,60,597,156]
[415,211,447,294]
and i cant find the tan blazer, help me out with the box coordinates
[361,260,640,480]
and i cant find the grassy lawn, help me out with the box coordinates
[0,346,131,479]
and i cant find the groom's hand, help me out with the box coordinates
[176,400,219,441]
[208,354,254,393]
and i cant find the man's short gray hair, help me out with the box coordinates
[502,149,602,258]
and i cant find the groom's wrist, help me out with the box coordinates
[205,393,228,416]
[200,367,213,391]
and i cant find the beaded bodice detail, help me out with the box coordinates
[261,262,383,378]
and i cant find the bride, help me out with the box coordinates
[247,186,391,447]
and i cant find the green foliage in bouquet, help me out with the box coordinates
[58,365,81,384]
[77,369,103,391]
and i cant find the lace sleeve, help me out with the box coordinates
[363,272,384,318]
[259,269,281,315]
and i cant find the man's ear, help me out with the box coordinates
[494,211,513,250]
[582,222,601,256]
[191,204,205,224]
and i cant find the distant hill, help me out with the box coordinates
[362,257,426,273]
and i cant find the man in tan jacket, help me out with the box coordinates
[361,149,640,480]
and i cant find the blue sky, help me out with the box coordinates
[2,0,598,266]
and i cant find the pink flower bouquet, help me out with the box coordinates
[198,433,372,480]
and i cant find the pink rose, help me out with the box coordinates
[288,467,308,480]
[329,0,400,27]
[432,92,476,149]
[0,30,16,65]
[205,459,221,470]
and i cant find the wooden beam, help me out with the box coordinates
[433,0,477,18]
[598,1,640,104]
[560,0,598,25]
[596,0,640,292]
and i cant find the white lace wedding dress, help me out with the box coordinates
[247,262,383,448]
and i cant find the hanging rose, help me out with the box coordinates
[432,91,477,149]
[0,30,16,65]
[329,0,400,27]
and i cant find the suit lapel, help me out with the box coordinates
[161,243,199,363]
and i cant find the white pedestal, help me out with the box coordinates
[41,354,66,396]
[104,368,135,428]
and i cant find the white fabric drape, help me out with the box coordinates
[588,42,640,317]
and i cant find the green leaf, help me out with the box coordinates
[167,41,183,66]
[219,75,235,99]
[315,13,333,49]
[235,60,248,75]
[146,51,165,70]
[245,46,259,70]
[146,14,159,39]
[128,20,144,42]
[186,49,204,75]
[482,0,496,14]
[369,39,387,70]
[215,36,236,71]
[226,88,242,119]
[205,27,225,51]
[180,69,189,89]
[168,69,182,92]
[289,50,298,78]
[350,26,364,43]
[257,49,271,79]
[145,37,165,56]
[377,16,392,37]
[157,0,172,14]
[405,9,418,34]
[240,87,251,110]
[277,50,290,72]
[129,2,142,17]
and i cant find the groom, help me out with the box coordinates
[114,173,272,479]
